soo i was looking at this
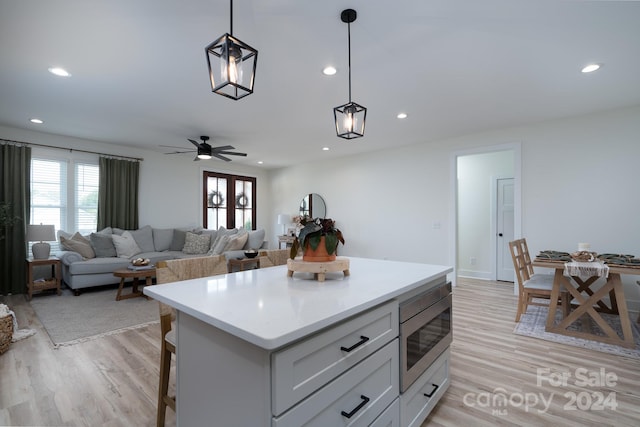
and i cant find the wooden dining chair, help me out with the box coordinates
[154,255,228,427]
[509,238,570,322]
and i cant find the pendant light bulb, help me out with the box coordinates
[222,43,243,84]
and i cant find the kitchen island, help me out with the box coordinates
[144,257,452,426]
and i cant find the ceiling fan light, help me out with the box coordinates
[197,153,212,160]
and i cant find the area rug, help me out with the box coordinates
[513,305,640,360]
[30,286,159,347]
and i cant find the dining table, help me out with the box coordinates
[532,255,640,349]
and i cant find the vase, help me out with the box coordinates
[303,236,337,262]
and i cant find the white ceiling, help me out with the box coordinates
[1,0,639,168]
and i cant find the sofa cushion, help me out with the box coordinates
[90,232,117,257]
[153,228,174,252]
[170,229,188,251]
[182,232,211,255]
[130,225,155,253]
[246,229,266,250]
[60,233,95,259]
[224,232,248,252]
[209,226,237,252]
[112,231,142,258]
[209,234,231,255]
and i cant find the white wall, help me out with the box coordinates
[269,105,640,313]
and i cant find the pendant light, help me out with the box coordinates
[205,0,258,100]
[334,9,367,139]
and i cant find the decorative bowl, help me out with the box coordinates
[131,257,151,266]
[244,250,258,259]
[570,251,596,262]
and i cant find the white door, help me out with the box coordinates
[496,178,514,281]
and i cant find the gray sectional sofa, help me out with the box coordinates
[56,225,266,294]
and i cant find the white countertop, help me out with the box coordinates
[144,257,452,350]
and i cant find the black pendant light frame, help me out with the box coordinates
[205,0,258,100]
[334,9,367,139]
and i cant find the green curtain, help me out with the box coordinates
[0,144,31,295]
[97,157,140,230]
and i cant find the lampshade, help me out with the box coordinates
[277,214,290,225]
[27,224,56,259]
[205,0,258,100]
[334,9,367,139]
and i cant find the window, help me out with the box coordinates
[203,172,256,230]
[30,158,100,237]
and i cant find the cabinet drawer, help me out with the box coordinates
[272,300,398,415]
[273,339,399,427]
[400,348,449,427]
[370,398,400,427]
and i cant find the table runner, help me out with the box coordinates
[564,261,609,280]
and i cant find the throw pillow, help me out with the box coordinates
[223,232,249,252]
[209,226,238,252]
[90,232,117,257]
[112,231,142,258]
[210,235,231,255]
[246,229,265,250]
[60,232,95,259]
[182,232,211,255]
[170,229,188,251]
[130,225,155,252]
[153,228,174,252]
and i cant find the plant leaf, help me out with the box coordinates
[324,233,338,255]
[308,234,321,250]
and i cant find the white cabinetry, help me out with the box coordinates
[400,348,450,427]
[272,300,398,415]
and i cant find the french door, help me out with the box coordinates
[203,172,256,230]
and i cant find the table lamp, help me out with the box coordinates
[277,214,290,236]
[27,224,56,259]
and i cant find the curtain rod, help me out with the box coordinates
[0,137,144,162]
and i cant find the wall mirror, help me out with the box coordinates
[299,193,326,218]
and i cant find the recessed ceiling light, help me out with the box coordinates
[581,63,601,73]
[48,67,71,77]
[397,113,408,119]
[322,66,337,76]
[322,147,330,151]
[29,118,44,124]
[257,161,263,164]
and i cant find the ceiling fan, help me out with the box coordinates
[161,136,247,162]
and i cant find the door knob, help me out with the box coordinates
[498,233,503,237]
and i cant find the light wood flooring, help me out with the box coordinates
[1,278,638,426]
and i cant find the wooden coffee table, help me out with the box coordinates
[113,268,156,301]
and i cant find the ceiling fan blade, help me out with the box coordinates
[217,151,247,157]
[164,150,197,154]
[160,144,196,150]
[188,139,201,148]
[213,153,232,162]
[210,145,235,152]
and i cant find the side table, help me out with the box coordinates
[26,257,62,300]
[228,258,260,273]
[278,235,295,249]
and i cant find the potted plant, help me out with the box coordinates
[290,216,345,262]
[0,202,21,241]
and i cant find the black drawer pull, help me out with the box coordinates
[341,395,370,419]
[340,335,369,352]
[424,383,439,398]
